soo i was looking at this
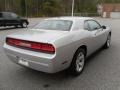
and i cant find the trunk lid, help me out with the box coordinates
[7,29,68,43]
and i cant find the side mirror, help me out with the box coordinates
[102,25,106,29]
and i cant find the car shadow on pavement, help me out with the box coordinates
[14,67,74,88]
[10,47,106,88]
[85,47,104,65]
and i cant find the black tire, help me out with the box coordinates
[104,33,111,49]
[21,22,28,28]
[68,48,86,76]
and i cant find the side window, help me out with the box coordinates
[3,13,11,19]
[87,20,101,31]
[10,13,18,18]
[84,21,90,30]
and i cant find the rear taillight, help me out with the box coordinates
[6,38,55,54]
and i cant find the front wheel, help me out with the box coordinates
[68,48,86,76]
[104,33,111,49]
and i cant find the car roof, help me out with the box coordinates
[45,16,93,22]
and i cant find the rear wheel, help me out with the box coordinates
[104,33,111,49]
[68,48,86,76]
[21,22,28,28]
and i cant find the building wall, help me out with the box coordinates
[102,4,120,18]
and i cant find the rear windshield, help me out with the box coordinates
[33,20,73,31]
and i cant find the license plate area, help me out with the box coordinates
[18,57,29,66]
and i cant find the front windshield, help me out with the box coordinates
[33,20,73,31]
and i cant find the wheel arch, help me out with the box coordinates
[70,44,87,64]
[77,45,87,56]
[21,20,29,25]
[68,45,87,75]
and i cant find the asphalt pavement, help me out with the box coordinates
[0,18,120,90]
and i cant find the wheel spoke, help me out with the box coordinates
[76,52,85,72]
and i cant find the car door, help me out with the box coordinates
[84,20,107,54]
[0,13,4,26]
[3,12,12,25]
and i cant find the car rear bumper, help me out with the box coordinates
[3,44,62,73]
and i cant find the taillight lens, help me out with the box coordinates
[6,38,55,54]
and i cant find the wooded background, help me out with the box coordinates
[0,0,120,17]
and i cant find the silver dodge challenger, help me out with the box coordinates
[3,17,111,75]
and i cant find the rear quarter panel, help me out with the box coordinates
[51,30,93,68]
[50,27,111,69]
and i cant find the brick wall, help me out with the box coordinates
[102,4,120,18]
